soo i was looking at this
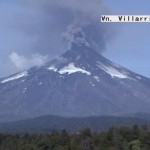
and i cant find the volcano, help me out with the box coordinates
[0,45,150,122]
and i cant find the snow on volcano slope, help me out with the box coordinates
[48,63,91,75]
[97,62,128,79]
[1,71,28,84]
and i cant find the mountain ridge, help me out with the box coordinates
[0,114,149,133]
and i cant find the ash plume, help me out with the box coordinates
[0,0,114,77]
[21,0,113,53]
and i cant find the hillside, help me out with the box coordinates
[0,115,149,133]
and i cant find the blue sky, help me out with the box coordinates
[0,0,150,77]
[104,0,150,77]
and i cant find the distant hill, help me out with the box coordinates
[0,115,149,134]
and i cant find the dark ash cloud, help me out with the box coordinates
[21,0,113,53]
[0,0,114,77]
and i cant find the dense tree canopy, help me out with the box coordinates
[0,125,150,150]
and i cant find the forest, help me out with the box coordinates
[0,125,150,150]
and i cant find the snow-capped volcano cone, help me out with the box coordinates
[0,46,150,122]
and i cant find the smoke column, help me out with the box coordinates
[0,0,114,77]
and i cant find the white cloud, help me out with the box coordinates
[9,52,48,70]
